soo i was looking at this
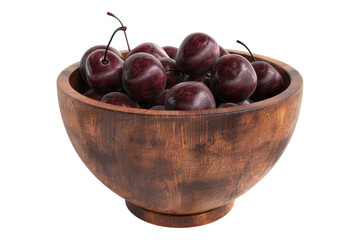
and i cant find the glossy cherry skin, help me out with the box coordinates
[238,99,252,105]
[219,46,230,57]
[175,32,220,75]
[150,89,169,107]
[182,74,210,88]
[85,49,124,93]
[150,105,165,110]
[162,46,178,59]
[210,54,257,102]
[216,98,252,108]
[218,102,238,108]
[83,88,106,101]
[164,81,216,110]
[126,42,169,60]
[80,45,123,82]
[101,92,139,108]
[159,58,182,89]
[122,53,166,103]
[251,61,284,101]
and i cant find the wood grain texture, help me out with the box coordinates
[57,50,303,227]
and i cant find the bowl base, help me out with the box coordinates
[125,200,234,228]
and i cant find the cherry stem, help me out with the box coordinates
[123,31,131,52]
[103,27,123,65]
[107,12,124,26]
[236,40,256,62]
[107,12,131,52]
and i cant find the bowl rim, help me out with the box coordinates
[57,50,303,116]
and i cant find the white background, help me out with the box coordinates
[1,0,359,239]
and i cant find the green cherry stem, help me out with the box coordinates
[107,12,131,52]
[236,40,256,62]
[103,27,124,65]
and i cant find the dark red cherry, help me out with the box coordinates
[85,50,123,93]
[236,40,283,101]
[122,52,166,102]
[84,26,126,93]
[79,45,123,82]
[219,46,230,57]
[175,32,220,75]
[210,54,257,102]
[150,105,165,110]
[218,102,238,108]
[164,81,216,110]
[251,61,283,101]
[150,89,169,107]
[101,92,139,108]
[83,88,106,101]
[85,49,123,93]
[162,46,178,59]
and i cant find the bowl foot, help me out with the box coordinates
[125,200,234,228]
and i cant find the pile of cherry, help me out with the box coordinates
[79,13,283,111]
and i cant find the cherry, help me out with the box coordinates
[218,102,238,108]
[79,45,123,83]
[164,81,216,110]
[150,105,165,110]
[238,99,252,105]
[83,88,106,101]
[236,40,284,101]
[251,61,284,101]
[101,92,139,108]
[175,32,220,75]
[216,98,252,108]
[162,46,178,59]
[210,54,257,102]
[126,42,169,60]
[85,27,125,93]
[122,52,166,102]
[80,12,130,84]
[150,89,169,107]
[219,46,230,57]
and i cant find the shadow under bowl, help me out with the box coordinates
[57,50,303,227]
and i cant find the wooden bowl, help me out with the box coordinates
[57,50,302,227]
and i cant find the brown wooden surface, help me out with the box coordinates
[57,50,303,227]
